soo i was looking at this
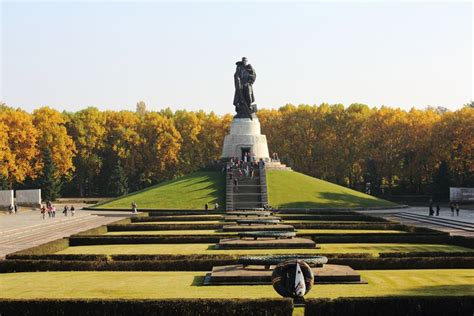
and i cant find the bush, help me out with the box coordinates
[5,254,108,261]
[107,224,222,231]
[329,257,474,270]
[0,298,293,316]
[312,234,450,244]
[380,252,474,258]
[132,215,223,222]
[305,296,473,316]
[3,255,472,273]
[292,222,412,231]
[69,236,220,245]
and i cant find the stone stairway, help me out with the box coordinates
[226,163,268,211]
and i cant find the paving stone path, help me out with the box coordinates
[357,206,474,238]
[0,206,130,259]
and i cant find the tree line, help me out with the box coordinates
[0,102,472,200]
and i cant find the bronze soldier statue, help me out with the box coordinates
[233,57,257,119]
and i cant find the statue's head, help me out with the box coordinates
[242,57,248,65]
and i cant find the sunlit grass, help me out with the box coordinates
[56,243,471,256]
[0,270,472,299]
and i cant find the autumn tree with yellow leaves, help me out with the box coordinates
[0,103,472,199]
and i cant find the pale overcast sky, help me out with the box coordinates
[1,1,472,114]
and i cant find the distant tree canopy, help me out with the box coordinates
[0,103,472,198]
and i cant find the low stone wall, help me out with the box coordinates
[0,190,14,209]
[16,189,41,207]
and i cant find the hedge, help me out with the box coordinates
[380,251,474,258]
[107,224,223,231]
[277,215,383,221]
[2,256,472,273]
[311,234,451,244]
[69,236,221,245]
[147,210,225,216]
[328,257,474,270]
[4,252,373,262]
[305,296,473,316]
[132,215,223,222]
[293,223,400,230]
[0,298,293,316]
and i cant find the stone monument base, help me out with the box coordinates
[221,117,270,161]
[217,237,317,249]
[204,264,365,285]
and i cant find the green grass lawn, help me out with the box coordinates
[56,243,470,256]
[104,229,406,236]
[0,270,472,299]
[267,170,397,208]
[96,171,225,209]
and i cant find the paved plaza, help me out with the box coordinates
[358,206,474,237]
[0,206,130,259]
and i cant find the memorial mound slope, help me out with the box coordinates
[267,170,397,209]
[95,171,225,210]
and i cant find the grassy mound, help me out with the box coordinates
[97,171,225,210]
[267,170,397,209]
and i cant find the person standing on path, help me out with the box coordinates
[455,203,460,216]
[40,206,46,220]
[14,203,18,214]
[429,199,434,216]
[70,205,75,216]
[205,203,208,211]
[450,202,455,216]
[63,205,69,216]
[131,201,138,214]
[435,205,440,216]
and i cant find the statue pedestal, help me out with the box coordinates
[221,117,270,160]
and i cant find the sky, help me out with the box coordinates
[1,1,472,114]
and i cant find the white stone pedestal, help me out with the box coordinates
[221,117,270,160]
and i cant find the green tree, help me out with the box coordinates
[107,160,128,196]
[39,147,62,201]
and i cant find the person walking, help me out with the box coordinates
[428,199,434,216]
[233,178,238,192]
[51,205,56,218]
[450,202,455,216]
[205,203,208,211]
[435,205,440,216]
[40,206,46,220]
[70,205,75,216]
[8,204,14,215]
[455,203,460,216]
[214,202,219,210]
[14,203,18,214]
[63,205,69,216]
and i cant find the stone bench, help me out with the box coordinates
[238,231,295,240]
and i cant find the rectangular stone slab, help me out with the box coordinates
[207,264,364,285]
[217,237,316,249]
[222,224,295,232]
[224,216,281,222]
